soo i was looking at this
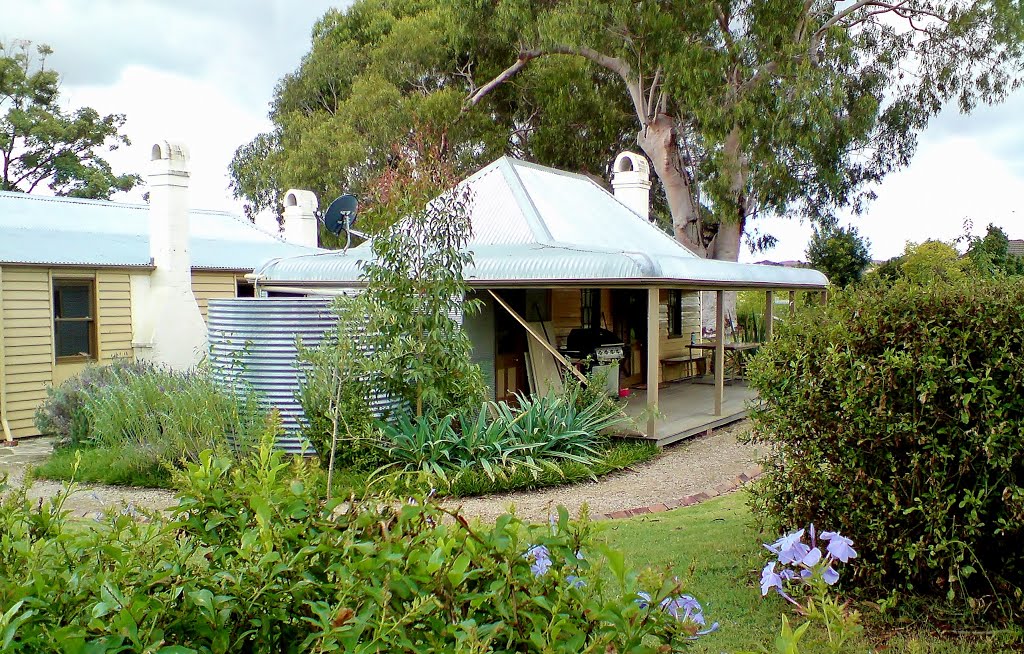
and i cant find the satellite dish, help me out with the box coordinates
[324,194,358,235]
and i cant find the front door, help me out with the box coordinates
[612,289,646,387]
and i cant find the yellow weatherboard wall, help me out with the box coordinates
[191,271,243,321]
[0,266,136,438]
[0,266,244,438]
[1,266,56,438]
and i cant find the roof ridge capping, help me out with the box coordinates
[0,189,248,221]
[496,156,556,244]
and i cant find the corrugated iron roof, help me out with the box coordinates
[255,157,828,290]
[0,191,320,269]
[1009,239,1024,257]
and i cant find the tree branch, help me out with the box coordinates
[737,62,780,96]
[465,45,644,120]
[646,66,662,122]
[713,3,736,52]
[464,49,545,108]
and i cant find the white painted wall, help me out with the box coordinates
[134,140,208,369]
[611,151,652,221]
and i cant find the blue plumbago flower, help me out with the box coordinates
[693,622,721,638]
[566,575,586,589]
[661,594,705,625]
[822,566,840,585]
[766,528,811,565]
[820,531,858,563]
[525,545,552,577]
[635,591,653,609]
[760,561,784,596]
[761,526,857,605]
[799,546,822,567]
[637,591,716,636]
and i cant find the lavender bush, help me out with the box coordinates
[34,359,158,447]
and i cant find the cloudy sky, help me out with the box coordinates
[3,0,1022,262]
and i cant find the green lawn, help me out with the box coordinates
[599,491,1022,653]
[32,444,171,488]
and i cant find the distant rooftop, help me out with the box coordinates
[1009,239,1024,257]
[0,191,319,270]
[754,259,805,268]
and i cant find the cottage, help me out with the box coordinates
[0,141,323,441]
[251,154,828,444]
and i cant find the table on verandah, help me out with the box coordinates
[687,341,760,381]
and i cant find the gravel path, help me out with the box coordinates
[0,438,175,518]
[1,421,762,522]
[445,420,763,523]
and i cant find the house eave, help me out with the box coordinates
[253,276,828,294]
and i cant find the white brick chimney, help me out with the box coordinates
[611,151,652,221]
[282,189,319,247]
[134,140,207,369]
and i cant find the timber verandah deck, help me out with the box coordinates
[619,379,759,447]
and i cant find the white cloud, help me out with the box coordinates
[63,66,272,211]
[743,98,1024,264]
[2,0,339,212]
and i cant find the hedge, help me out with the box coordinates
[747,279,1023,614]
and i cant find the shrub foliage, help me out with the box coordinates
[378,384,625,485]
[1,432,705,652]
[34,362,268,484]
[34,359,156,447]
[747,279,1024,611]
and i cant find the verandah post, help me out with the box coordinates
[764,290,774,342]
[646,287,659,439]
[714,289,724,416]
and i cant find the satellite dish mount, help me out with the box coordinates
[322,194,366,250]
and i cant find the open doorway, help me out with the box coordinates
[612,289,646,387]
[493,290,528,403]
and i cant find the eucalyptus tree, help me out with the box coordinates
[232,0,1022,261]
[465,0,1024,261]
[229,0,635,227]
[0,40,139,199]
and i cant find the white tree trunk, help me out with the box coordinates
[636,120,745,334]
[635,118,705,256]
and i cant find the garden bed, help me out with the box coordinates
[32,439,659,500]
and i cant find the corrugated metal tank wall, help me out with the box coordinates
[208,295,474,455]
[208,297,335,454]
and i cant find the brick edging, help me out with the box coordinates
[592,465,762,521]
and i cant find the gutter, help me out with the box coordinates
[0,267,14,444]
[0,261,155,271]
[252,277,829,294]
